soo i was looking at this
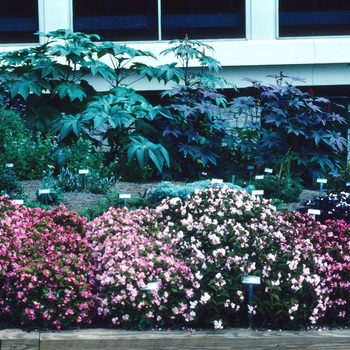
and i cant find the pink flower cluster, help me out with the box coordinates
[86,207,196,329]
[0,197,95,330]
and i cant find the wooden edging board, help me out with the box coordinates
[1,328,350,350]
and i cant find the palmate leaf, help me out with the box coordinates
[327,131,348,152]
[311,129,330,146]
[293,152,310,166]
[285,123,305,136]
[122,135,170,173]
[257,129,281,149]
[52,82,86,102]
[51,113,83,140]
[178,143,198,158]
[193,146,220,167]
[11,72,50,100]
[162,124,182,138]
[198,56,222,73]
[264,112,287,127]
[229,96,256,115]
[154,63,182,84]
[310,151,335,169]
[88,59,117,81]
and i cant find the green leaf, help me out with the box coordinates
[122,135,170,172]
[11,72,50,99]
[52,82,87,102]
[51,113,83,140]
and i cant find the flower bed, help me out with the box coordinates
[1,184,350,331]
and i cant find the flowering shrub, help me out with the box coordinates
[280,213,350,326]
[1,183,350,331]
[156,185,350,329]
[86,207,196,329]
[0,197,95,330]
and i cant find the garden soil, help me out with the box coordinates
[20,180,319,214]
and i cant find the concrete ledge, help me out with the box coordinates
[1,328,350,350]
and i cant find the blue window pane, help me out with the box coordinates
[162,0,245,40]
[0,0,38,43]
[73,0,158,41]
[279,0,350,37]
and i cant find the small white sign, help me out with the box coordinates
[211,178,223,184]
[119,194,131,199]
[5,163,14,168]
[316,178,327,184]
[255,175,264,180]
[12,199,24,205]
[141,282,158,291]
[38,189,51,194]
[264,168,273,174]
[247,165,254,170]
[308,209,321,215]
[242,275,261,285]
[252,190,264,196]
[346,182,350,187]
[79,169,89,174]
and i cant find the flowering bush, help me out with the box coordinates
[0,197,95,330]
[86,207,196,329]
[1,183,350,331]
[156,185,350,329]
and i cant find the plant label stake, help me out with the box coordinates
[242,275,261,328]
[316,178,327,197]
[247,165,254,181]
[211,178,223,184]
[231,175,235,184]
[119,194,131,207]
[79,169,89,190]
[6,163,13,173]
[12,199,23,205]
[140,282,158,329]
[38,189,51,205]
[255,175,264,180]
[252,190,264,197]
[264,168,273,176]
[308,208,321,219]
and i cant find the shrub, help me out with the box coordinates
[86,207,196,329]
[146,180,254,207]
[0,107,53,180]
[0,166,25,199]
[251,175,303,203]
[0,198,96,330]
[156,185,350,329]
[230,73,348,184]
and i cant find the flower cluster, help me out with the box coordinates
[156,185,350,329]
[86,207,196,329]
[0,197,95,330]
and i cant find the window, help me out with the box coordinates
[73,0,245,41]
[279,0,350,37]
[0,0,38,43]
[161,0,245,40]
[73,0,158,41]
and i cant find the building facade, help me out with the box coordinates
[1,0,350,95]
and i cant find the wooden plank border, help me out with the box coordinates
[2,328,350,350]
[0,329,39,350]
[40,328,350,350]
